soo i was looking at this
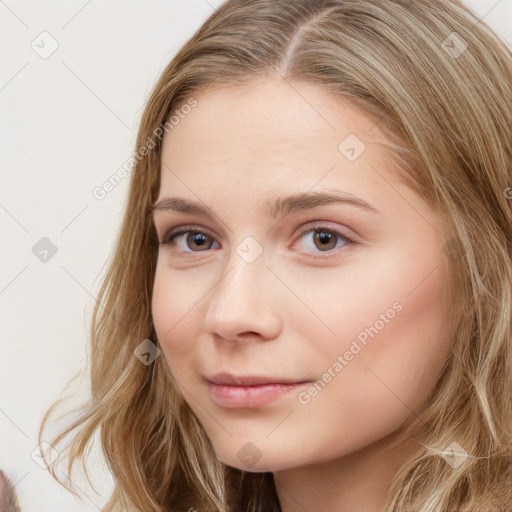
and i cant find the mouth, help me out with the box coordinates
[205,372,313,408]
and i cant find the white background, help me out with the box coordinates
[1,1,511,511]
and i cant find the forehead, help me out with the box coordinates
[160,76,392,177]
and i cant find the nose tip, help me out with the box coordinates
[203,257,282,343]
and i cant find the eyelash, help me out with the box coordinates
[160,223,356,260]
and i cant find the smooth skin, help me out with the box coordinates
[151,76,454,511]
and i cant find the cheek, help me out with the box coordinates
[151,267,203,360]
[364,260,452,409]
[282,254,452,462]
[326,247,452,415]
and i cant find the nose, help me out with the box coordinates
[203,250,282,343]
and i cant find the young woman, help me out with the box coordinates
[39,1,512,510]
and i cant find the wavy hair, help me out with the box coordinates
[39,1,512,510]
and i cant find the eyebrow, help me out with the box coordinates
[151,190,381,219]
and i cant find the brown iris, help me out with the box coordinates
[186,232,214,251]
[313,230,337,251]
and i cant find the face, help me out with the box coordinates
[151,76,453,473]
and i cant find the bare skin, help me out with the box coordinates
[151,76,454,511]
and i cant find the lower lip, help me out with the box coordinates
[207,381,310,408]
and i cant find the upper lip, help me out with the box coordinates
[206,372,311,387]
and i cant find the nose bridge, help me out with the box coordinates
[204,241,281,340]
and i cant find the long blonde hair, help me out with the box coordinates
[39,1,512,510]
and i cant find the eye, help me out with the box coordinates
[159,223,355,258]
[294,223,354,258]
[160,226,220,253]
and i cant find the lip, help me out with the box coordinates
[205,373,312,408]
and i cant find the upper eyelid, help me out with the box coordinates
[160,224,217,243]
[296,222,353,238]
